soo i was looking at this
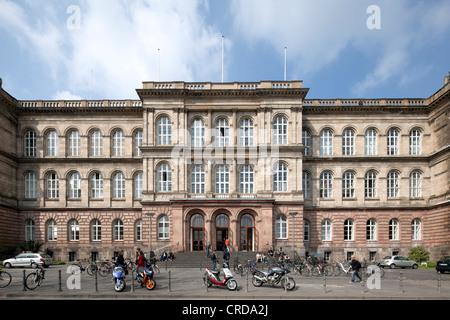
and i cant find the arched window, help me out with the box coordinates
[411,218,421,240]
[387,129,399,155]
[216,214,229,228]
[215,165,229,194]
[365,128,377,155]
[365,171,377,198]
[46,172,59,199]
[275,216,287,239]
[409,171,422,198]
[239,118,254,147]
[25,219,35,241]
[24,172,37,199]
[302,171,311,198]
[191,214,204,227]
[113,219,124,241]
[47,219,57,241]
[320,129,333,155]
[409,129,422,155]
[24,130,36,157]
[344,219,354,241]
[157,163,172,192]
[46,130,58,156]
[303,219,310,241]
[68,130,80,156]
[113,172,126,198]
[273,116,288,145]
[389,219,399,240]
[366,219,377,241]
[90,172,103,199]
[302,129,311,156]
[191,165,205,194]
[90,130,103,156]
[135,219,143,241]
[134,172,143,199]
[387,171,399,198]
[68,172,81,199]
[342,171,355,198]
[68,219,79,241]
[134,130,143,156]
[157,117,172,145]
[319,171,333,198]
[273,162,288,192]
[239,165,254,194]
[91,219,101,241]
[191,119,205,147]
[158,216,170,240]
[342,129,355,155]
[215,118,229,147]
[112,130,125,156]
[321,219,332,241]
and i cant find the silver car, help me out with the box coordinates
[2,253,53,268]
[379,255,418,269]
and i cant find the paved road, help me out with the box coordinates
[0,264,448,300]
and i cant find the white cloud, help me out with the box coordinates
[52,90,84,100]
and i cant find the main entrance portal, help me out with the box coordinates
[240,214,254,251]
[216,214,229,251]
[191,214,204,251]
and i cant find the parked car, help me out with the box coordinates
[436,256,450,274]
[379,256,418,269]
[2,252,53,268]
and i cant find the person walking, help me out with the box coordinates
[350,255,363,283]
[206,242,211,258]
[210,251,218,269]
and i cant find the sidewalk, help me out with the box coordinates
[0,266,448,300]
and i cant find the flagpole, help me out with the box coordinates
[284,46,287,81]
[222,35,224,83]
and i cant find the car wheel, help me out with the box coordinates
[412,264,418,269]
[4,262,11,268]
[389,264,396,269]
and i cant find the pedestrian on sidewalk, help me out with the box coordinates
[350,255,362,283]
[206,242,211,258]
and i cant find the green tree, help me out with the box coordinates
[408,246,430,264]
[19,241,43,253]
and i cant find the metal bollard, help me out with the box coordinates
[399,271,404,293]
[323,273,327,293]
[438,273,441,294]
[94,269,98,292]
[131,269,135,292]
[168,270,172,292]
[58,270,62,292]
[23,270,27,291]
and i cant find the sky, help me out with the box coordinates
[0,0,449,101]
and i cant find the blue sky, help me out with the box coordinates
[0,0,449,101]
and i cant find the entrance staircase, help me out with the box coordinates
[154,251,260,269]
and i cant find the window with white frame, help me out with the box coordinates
[134,130,143,156]
[90,130,102,156]
[24,130,36,157]
[46,130,58,156]
[273,162,288,192]
[25,219,35,241]
[158,215,170,240]
[273,116,287,145]
[157,163,172,192]
[320,129,333,155]
[113,219,124,241]
[387,129,399,155]
[319,171,333,198]
[365,128,377,155]
[275,216,287,239]
[387,171,399,198]
[215,118,229,147]
[409,129,422,155]
[239,118,254,147]
[112,130,125,156]
[191,165,205,194]
[342,171,355,198]
[366,219,377,241]
[239,165,254,194]
[68,172,81,199]
[344,219,354,241]
[411,218,421,240]
[303,219,310,241]
[302,171,311,198]
[302,129,311,156]
[134,172,143,199]
[157,117,172,145]
[321,219,332,241]
[365,171,377,198]
[409,171,422,198]
[191,119,205,147]
[91,219,101,241]
[47,219,57,241]
[113,172,126,198]
[68,130,80,156]
[69,219,79,241]
[342,129,355,155]
[215,165,230,194]
[46,172,59,199]
[135,219,143,241]
[24,172,37,199]
[90,172,103,198]
[389,219,399,240]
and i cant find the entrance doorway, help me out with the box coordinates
[215,214,229,251]
[240,214,254,251]
[190,214,204,251]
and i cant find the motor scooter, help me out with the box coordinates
[112,264,126,292]
[203,261,237,291]
[136,263,156,290]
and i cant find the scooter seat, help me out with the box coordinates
[210,269,220,275]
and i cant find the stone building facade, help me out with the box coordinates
[0,76,448,262]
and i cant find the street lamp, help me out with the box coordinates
[145,212,155,259]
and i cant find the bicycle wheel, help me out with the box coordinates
[0,271,12,288]
[98,263,110,277]
[25,273,40,290]
[86,264,96,276]
[153,264,160,274]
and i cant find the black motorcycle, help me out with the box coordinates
[252,263,295,290]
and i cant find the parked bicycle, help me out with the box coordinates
[0,269,12,288]
[149,257,160,274]
[25,264,46,290]
[70,259,97,276]
[233,258,244,276]
[97,259,114,277]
